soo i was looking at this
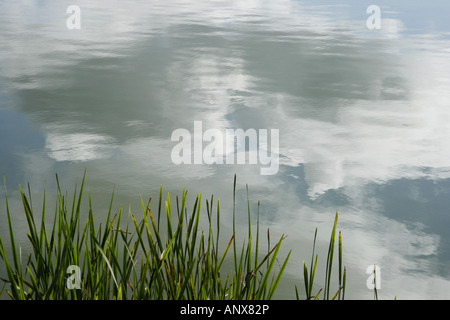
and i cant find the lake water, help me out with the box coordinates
[1,0,450,299]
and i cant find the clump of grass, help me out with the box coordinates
[0,172,365,300]
[297,212,347,300]
[0,173,291,300]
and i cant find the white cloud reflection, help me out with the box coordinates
[45,125,116,162]
[278,37,450,198]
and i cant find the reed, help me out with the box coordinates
[297,212,347,300]
[0,172,367,300]
[0,173,292,300]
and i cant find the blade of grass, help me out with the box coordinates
[324,211,338,300]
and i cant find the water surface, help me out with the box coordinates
[1,0,450,299]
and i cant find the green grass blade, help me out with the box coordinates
[324,211,338,300]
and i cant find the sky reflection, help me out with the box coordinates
[1,0,450,299]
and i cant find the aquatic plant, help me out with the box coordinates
[0,173,291,300]
[297,212,346,300]
[0,172,354,300]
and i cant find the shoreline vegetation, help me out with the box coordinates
[0,172,374,300]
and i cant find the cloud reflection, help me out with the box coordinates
[45,125,116,162]
[1,0,450,300]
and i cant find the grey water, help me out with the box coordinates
[1,0,450,299]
